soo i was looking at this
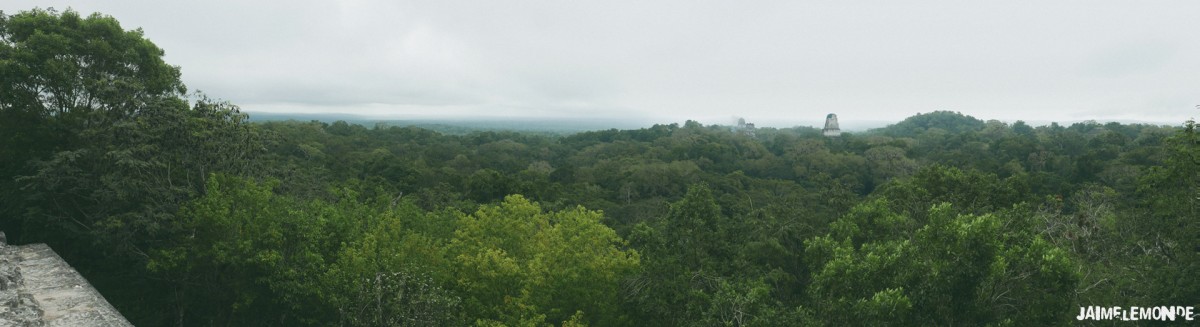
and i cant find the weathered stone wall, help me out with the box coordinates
[0,232,132,326]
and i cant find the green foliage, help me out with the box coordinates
[878,165,1026,219]
[0,8,184,116]
[625,185,727,325]
[3,8,1196,325]
[148,175,340,324]
[0,9,266,323]
[806,202,1078,326]
[1,7,185,237]
[323,201,464,327]
[451,195,640,326]
[878,111,985,137]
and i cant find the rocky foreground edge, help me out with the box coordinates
[0,231,132,327]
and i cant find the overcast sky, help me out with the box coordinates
[6,1,1198,127]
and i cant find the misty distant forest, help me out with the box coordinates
[2,9,1198,327]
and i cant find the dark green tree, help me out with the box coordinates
[1,9,264,324]
[1,7,186,238]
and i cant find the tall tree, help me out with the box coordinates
[1,7,186,239]
[1,9,264,324]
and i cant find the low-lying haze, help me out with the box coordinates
[5,1,1198,127]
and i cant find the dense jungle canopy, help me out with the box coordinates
[1,8,1197,326]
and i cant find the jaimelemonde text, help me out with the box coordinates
[1077,306,1194,321]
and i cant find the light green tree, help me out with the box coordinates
[450,195,639,326]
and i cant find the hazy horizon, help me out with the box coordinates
[5,1,1197,125]
[242,110,1183,133]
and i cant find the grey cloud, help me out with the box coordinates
[5,1,1198,125]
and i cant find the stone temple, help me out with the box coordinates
[0,231,132,326]
[823,113,841,137]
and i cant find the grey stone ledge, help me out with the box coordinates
[0,236,131,327]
